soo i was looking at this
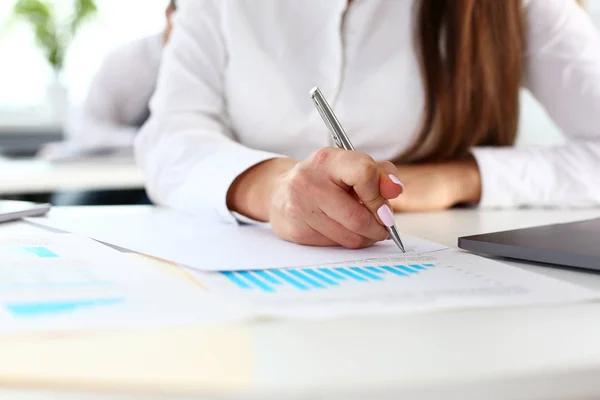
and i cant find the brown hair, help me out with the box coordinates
[403,0,524,163]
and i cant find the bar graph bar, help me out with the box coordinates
[395,265,419,275]
[335,267,368,282]
[318,268,347,281]
[350,267,383,281]
[5,246,60,259]
[218,263,437,293]
[303,269,339,286]
[381,266,408,277]
[270,269,310,291]
[5,298,126,317]
[288,270,326,289]
[366,266,385,274]
[254,270,281,285]
[238,271,275,292]
[221,271,252,289]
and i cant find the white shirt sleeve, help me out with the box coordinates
[472,0,600,208]
[135,0,283,222]
[66,47,139,149]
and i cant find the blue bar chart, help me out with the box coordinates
[4,246,59,259]
[22,247,59,258]
[219,264,437,293]
[0,244,117,290]
[5,298,126,318]
[184,249,600,321]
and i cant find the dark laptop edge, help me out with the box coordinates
[458,237,600,270]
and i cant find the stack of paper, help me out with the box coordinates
[30,210,447,271]
[28,210,600,321]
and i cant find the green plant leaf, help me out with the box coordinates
[13,0,62,70]
[10,0,97,72]
[13,0,52,21]
[71,0,98,36]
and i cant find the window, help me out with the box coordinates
[0,0,168,110]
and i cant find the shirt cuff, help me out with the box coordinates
[167,144,283,224]
[471,147,527,208]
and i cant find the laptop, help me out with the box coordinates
[0,200,51,224]
[458,218,600,271]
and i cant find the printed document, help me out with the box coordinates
[0,234,246,333]
[187,249,600,318]
[30,210,447,271]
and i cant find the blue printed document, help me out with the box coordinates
[0,234,245,333]
[187,250,600,318]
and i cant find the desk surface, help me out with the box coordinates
[0,158,145,195]
[2,206,600,400]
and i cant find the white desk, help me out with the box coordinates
[1,206,600,400]
[0,158,145,195]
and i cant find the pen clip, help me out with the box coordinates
[315,105,345,149]
[310,86,353,150]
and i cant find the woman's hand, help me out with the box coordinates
[228,148,404,248]
[390,158,482,212]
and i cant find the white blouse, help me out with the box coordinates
[68,35,163,148]
[136,0,600,222]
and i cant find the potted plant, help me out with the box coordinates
[11,0,97,121]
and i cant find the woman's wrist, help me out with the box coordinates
[446,157,482,205]
[227,157,298,221]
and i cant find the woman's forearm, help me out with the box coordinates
[389,158,482,212]
[446,157,482,205]
[227,157,298,221]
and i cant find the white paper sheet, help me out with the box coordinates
[187,249,600,318]
[0,234,247,333]
[29,209,447,272]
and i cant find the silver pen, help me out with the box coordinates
[310,86,406,253]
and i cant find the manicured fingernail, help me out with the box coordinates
[388,174,405,191]
[377,204,395,227]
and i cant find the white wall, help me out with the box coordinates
[0,0,168,109]
[517,1,599,146]
[0,0,599,147]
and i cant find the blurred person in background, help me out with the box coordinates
[137,0,600,249]
[49,0,176,205]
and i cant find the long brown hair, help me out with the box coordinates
[403,0,524,162]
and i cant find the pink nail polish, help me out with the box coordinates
[388,174,405,191]
[377,204,395,227]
